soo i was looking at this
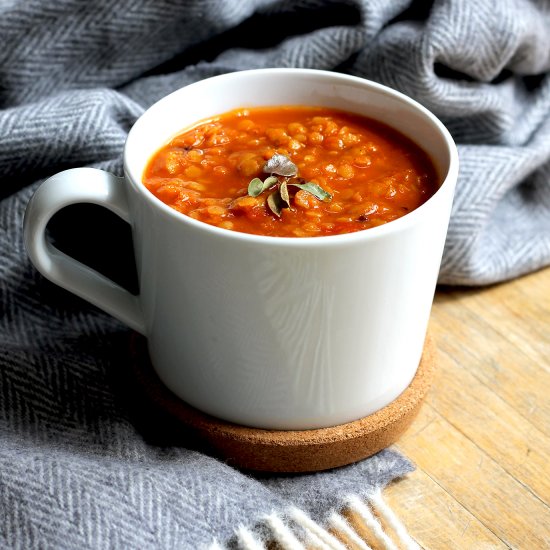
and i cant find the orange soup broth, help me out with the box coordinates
[143,106,439,237]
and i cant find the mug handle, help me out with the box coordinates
[23,167,146,335]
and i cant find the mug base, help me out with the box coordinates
[127,334,436,473]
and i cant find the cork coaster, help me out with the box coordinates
[129,336,436,472]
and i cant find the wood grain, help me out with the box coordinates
[383,266,550,549]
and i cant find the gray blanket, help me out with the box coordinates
[1,1,549,548]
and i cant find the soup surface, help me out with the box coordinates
[143,106,438,237]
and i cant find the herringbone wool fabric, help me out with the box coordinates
[1,0,550,548]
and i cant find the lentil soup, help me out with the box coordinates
[142,106,439,237]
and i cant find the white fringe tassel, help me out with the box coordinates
[264,512,306,550]
[236,524,265,550]
[212,490,417,550]
[289,507,348,550]
[370,489,421,550]
[347,494,399,550]
[328,512,372,550]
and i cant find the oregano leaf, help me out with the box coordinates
[247,153,332,218]
[263,175,278,188]
[289,181,332,202]
[248,175,278,197]
[267,190,284,217]
[247,177,264,197]
[263,153,298,177]
[279,180,290,208]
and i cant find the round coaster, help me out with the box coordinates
[129,336,436,472]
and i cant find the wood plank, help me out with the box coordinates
[425,341,550,507]
[396,404,550,549]
[384,467,506,549]
[429,290,550,437]
[437,269,550,373]
[477,275,550,366]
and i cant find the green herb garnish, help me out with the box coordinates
[247,175,278,197]
[248,154,332,217]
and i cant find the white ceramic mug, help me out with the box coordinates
[24,69,458,430]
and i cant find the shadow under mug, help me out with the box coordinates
[24,69,458,430]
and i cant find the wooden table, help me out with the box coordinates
[380,266,550,548]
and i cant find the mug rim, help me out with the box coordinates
[124,68,459,247]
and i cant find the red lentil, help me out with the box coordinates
[143,106,438,237]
